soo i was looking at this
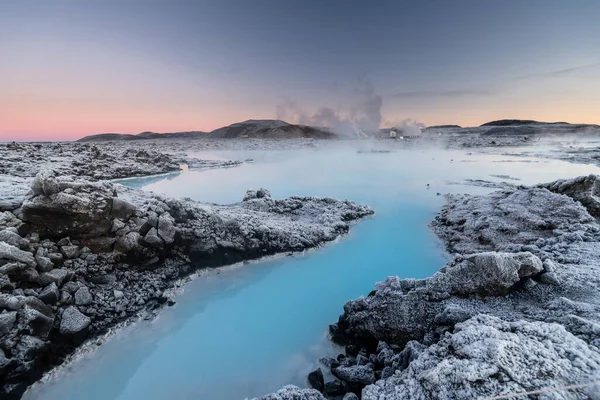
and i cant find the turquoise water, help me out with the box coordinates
[25,147,600,400]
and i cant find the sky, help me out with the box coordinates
[1,0,600,141]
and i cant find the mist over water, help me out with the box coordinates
[24,146,600,400]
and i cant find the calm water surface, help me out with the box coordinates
[25,147,600,400]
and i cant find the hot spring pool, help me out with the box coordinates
[24,147,600,400]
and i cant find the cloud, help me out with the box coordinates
[513,62,600,81]
[391,89,493,99]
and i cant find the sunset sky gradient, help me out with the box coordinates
[1,0,600,141]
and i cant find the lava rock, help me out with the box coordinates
[38,282,59,305]
[333,365,376,385]
[74,287,92,306]
[61,245,80,259]
[59,306,91,336]
[308,368,325,392]
[324,380,346,397]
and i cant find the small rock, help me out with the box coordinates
[35,256,54,272]
[38,282,59,305]
[143,227,163,247]
[39,268,70,287]
[48,252,64,264]
[61,245,80,259]
[343,393,359,400]
[74,287,93,306]
[539,271,561,286]
[113,290,124,300]
[56,237,71,247]
[59,291,72,305]
[157,213,176,244]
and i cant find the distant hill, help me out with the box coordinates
[480,119,568,127]
[206,119,334,139]
[77,120,334,142]
[426,125,462,129]
[77,131,205,142]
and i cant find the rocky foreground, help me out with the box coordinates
[0,170,373,399]
[257,175,600,400]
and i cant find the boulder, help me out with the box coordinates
[324,380,346,397]
[60,245,80,259]
[114,232,141,253]
[0,311,17,337]
[109,198,137,220]
[143,228,163,247]
[243,188,272,201]
[0,229,29,249]
[74,287,92,306]
[0,294,24,311]
[38,283,59,305]
[362,316,600,400]
[14,335,46,361]
[20,307,54,338]
[0,242,35,267]
[333,365,376,385]
[39,268,69,287]
[157,213,176,244]
[427,252,543,297]
[307,368,325,392]
[22,171,114,238]
[59,306,91,336]
[35,255,54,272]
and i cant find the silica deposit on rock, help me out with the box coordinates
[258,175,600,399]
[0,167,372,399]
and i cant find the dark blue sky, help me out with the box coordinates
[1,0,599,139]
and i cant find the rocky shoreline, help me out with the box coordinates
[0,169,373,399]
[259,175,600,400]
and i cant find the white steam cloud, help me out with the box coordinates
[276,75,383,137]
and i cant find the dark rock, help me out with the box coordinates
[38,282,59,305]
[35,255,54,272]
[109,198,137,220]
[60,245,80,259]
[308,368,324,392]
[324,380,346,397]
[539,271,561,285]
[20,307,54,338]
[114,232,141,253]
[90,274,116,285]
[333,365,376,385]
[48,252,64,265]
[39,268,69,287]
[14,335,46,361]
[157,213,176,244]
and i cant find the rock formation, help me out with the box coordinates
[0,170,372,399]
